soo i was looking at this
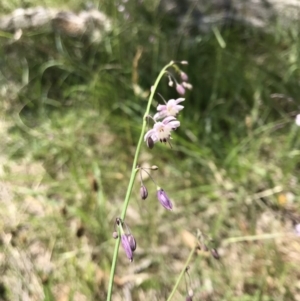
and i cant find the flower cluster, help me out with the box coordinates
[113,218,137,262]
[197,230,220,260]
[138,166,174,210]
[167,61,193,96]
[144,62,191,147]
[113,61,190,263]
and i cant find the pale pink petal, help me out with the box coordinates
[168,120,180,129]
[175,105,184,111]
[157,104,167,111]
[144,129,155,141]
[153,112,164,120]
[175,98,185,104]
[162,116,177,124]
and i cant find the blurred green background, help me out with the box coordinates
[1,1,300,300]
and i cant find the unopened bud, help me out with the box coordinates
[121,234,133,262]
[168,80,174,87]
[182,82,193,90]
[200,243,209,252]
[186,296,193,301]
[211,248,220,259]
[176,84,185,95]
[140,185,148,200]
[180,71,189,82]
[157,188,173,210]
[116,217,122,226]
[126,234,137,252]
[147,136,154,149]
[112,231,118,239]
[180,60,188,65]
[151,165,158,170]
[188,289,194,297]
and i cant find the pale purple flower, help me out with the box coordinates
[153,98,185,120]
[295,114,300,126]
[121,234,133,262]
[144,116,180,144]
[157,188,173,210]
[176,83,185,95]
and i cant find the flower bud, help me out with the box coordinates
[116,217,122,226]
[126,234,137,251]
[168,80,174,87]
[180,71,189,82]
[151,165,158,170]
[147,136,154,149]
[157,188,173,210]
[112,231,118,239]
[202,244,209,252]
[182,82,193,90]
[180,60,188,65]
[140,185,148,200]
[121,234,133,262]
[211,248,220,260]
[176,84,185,95]
[186,296,193,301]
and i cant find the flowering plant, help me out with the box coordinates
[106,61,193,300]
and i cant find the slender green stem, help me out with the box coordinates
[106,61,174,301]
[166,247,196,301]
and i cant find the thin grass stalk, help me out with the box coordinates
[166,247,196,301]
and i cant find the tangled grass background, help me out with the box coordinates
[1,1,300,300]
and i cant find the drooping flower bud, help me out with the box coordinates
[202,244,209,252]
[180,71,189,82]
[112,231,118,239]
[140,185,148,200]
[126,234,137,252]
[157,188,173,210]
[182,82,193,90]
[146,136,154,149]
[176,83,185,95]
[211,248,220,260]
[121,234,133,262]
